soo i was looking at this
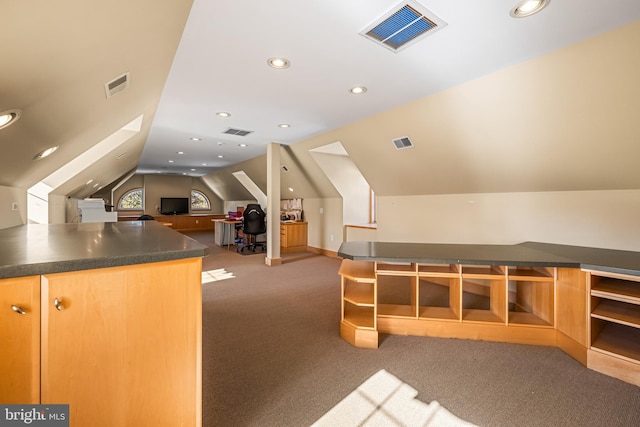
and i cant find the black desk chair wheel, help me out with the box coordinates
[238,204,266,253]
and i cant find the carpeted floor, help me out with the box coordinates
[186,231,640,427]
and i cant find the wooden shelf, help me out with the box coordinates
[462,309,505,324]
[508,267,554,282]
[378,303,416,318]
[344,282,375,306]
[592,299,640,329]
[418,264,460,277]
[344,305,375,329]
[339,259,375,283]
[376,262,416,275]
[591,322,640,363]
[509,312,553,327]
[462,265,505,279]
[591,277,640,305]
[419,306,459,321]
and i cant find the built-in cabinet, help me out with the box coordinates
[588,270,640,387]
[280,221,308,253]
[0,259,202,426]
[339,258,640,387]
[0,276,40,404]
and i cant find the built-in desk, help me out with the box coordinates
[338,241,640,387]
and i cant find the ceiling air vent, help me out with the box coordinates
[223,128,253,137]
[104,72,130,98]
[392,136,414,150]
[361,1,447,52]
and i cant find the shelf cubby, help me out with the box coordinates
[417,277,460,321]
[417,263,460,277]
[375,261,416,275]
[460,265,506,323]
[377,274,417,318]
[590,321,640,363]
[343,303,375,329]
[507,267,555,327]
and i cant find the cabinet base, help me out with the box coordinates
[588,349,640,387]
[340,322,378,349]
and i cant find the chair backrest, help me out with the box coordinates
[243,204,266,235]
[137,214,155,220]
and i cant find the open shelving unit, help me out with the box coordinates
[339,259,377,348]
[418,263,460,321]
[461,265,506,323]
[507,266,555,327]
[588,270,640,385]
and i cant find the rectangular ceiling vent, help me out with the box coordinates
[361,1,447,52]
[392,136,414,150]
[104,72,130,98]
[223,128,253,137]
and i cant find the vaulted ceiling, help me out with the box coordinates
[2,1,640,200]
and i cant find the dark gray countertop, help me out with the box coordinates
[0,221,209,279]
[338,240,640,277]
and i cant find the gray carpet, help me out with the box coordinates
[187,231,640,427]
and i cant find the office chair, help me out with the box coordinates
[238,204,266,253]
[137,214,155,220]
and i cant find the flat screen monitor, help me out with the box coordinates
[160,197,189,215]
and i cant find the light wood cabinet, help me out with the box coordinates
[587,270,640,387]
[0,276,40,404]
[280,221,307,253]
[0,259,202,426]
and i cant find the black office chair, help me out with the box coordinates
[137,214,155,220]
[239,204,266,253]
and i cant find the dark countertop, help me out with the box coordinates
[338,240,640,277]
[0,221,209,279]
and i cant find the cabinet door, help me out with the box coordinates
[41,259,202,427]
[0,276,40,404]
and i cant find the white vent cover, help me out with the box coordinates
[223,128,253,136]
[392,136,414,150]
[104,72,130,98]
[361,1,447,52]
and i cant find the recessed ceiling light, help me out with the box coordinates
[510,0,550,18]
[202,163,208,166]
[238,143,247,148]
[168,160,174,163]
[216,112,231,117]
[218,155,224,158]
[86,179,94,185]
[267,57,290,69]
[288,187,294,192]
[190,168,196,171]
[278,123,291,128]
[190,137,202,141]
[0,109,21,130]
[33,145,58,160]
[177,151,184,155]
[349,86,367,95]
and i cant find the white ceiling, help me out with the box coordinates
[137,0,640,176]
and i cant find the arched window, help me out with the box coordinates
[191,189,211,211]
[118,188,143,210]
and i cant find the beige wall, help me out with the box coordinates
[0,186,27,229]
[377,190,640,251]
[304,197,343,252]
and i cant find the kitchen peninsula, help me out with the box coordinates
[338,241,640,387]
[0,221,208,426]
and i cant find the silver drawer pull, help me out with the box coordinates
[11,305,27,315]
[54,297,63,311]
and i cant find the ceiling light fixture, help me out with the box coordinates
[267,57,290,69]
[238,144,247,147]
[510,0,550,18]
[216,112,231,117]
[218,155,224,158]
[349,86,367,95]
[33,146,58,160]
[0,109,21,130]
[177,151,184,155]
[190,137,202,141]
[278,123,291,128]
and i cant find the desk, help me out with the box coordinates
[213,219,242,250]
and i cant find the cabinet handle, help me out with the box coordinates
[11,305,27,315]
[54,297,63,311]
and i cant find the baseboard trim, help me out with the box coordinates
[308,246,339,259]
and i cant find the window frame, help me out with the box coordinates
[117,188,144,211]
[191,189,211,211]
